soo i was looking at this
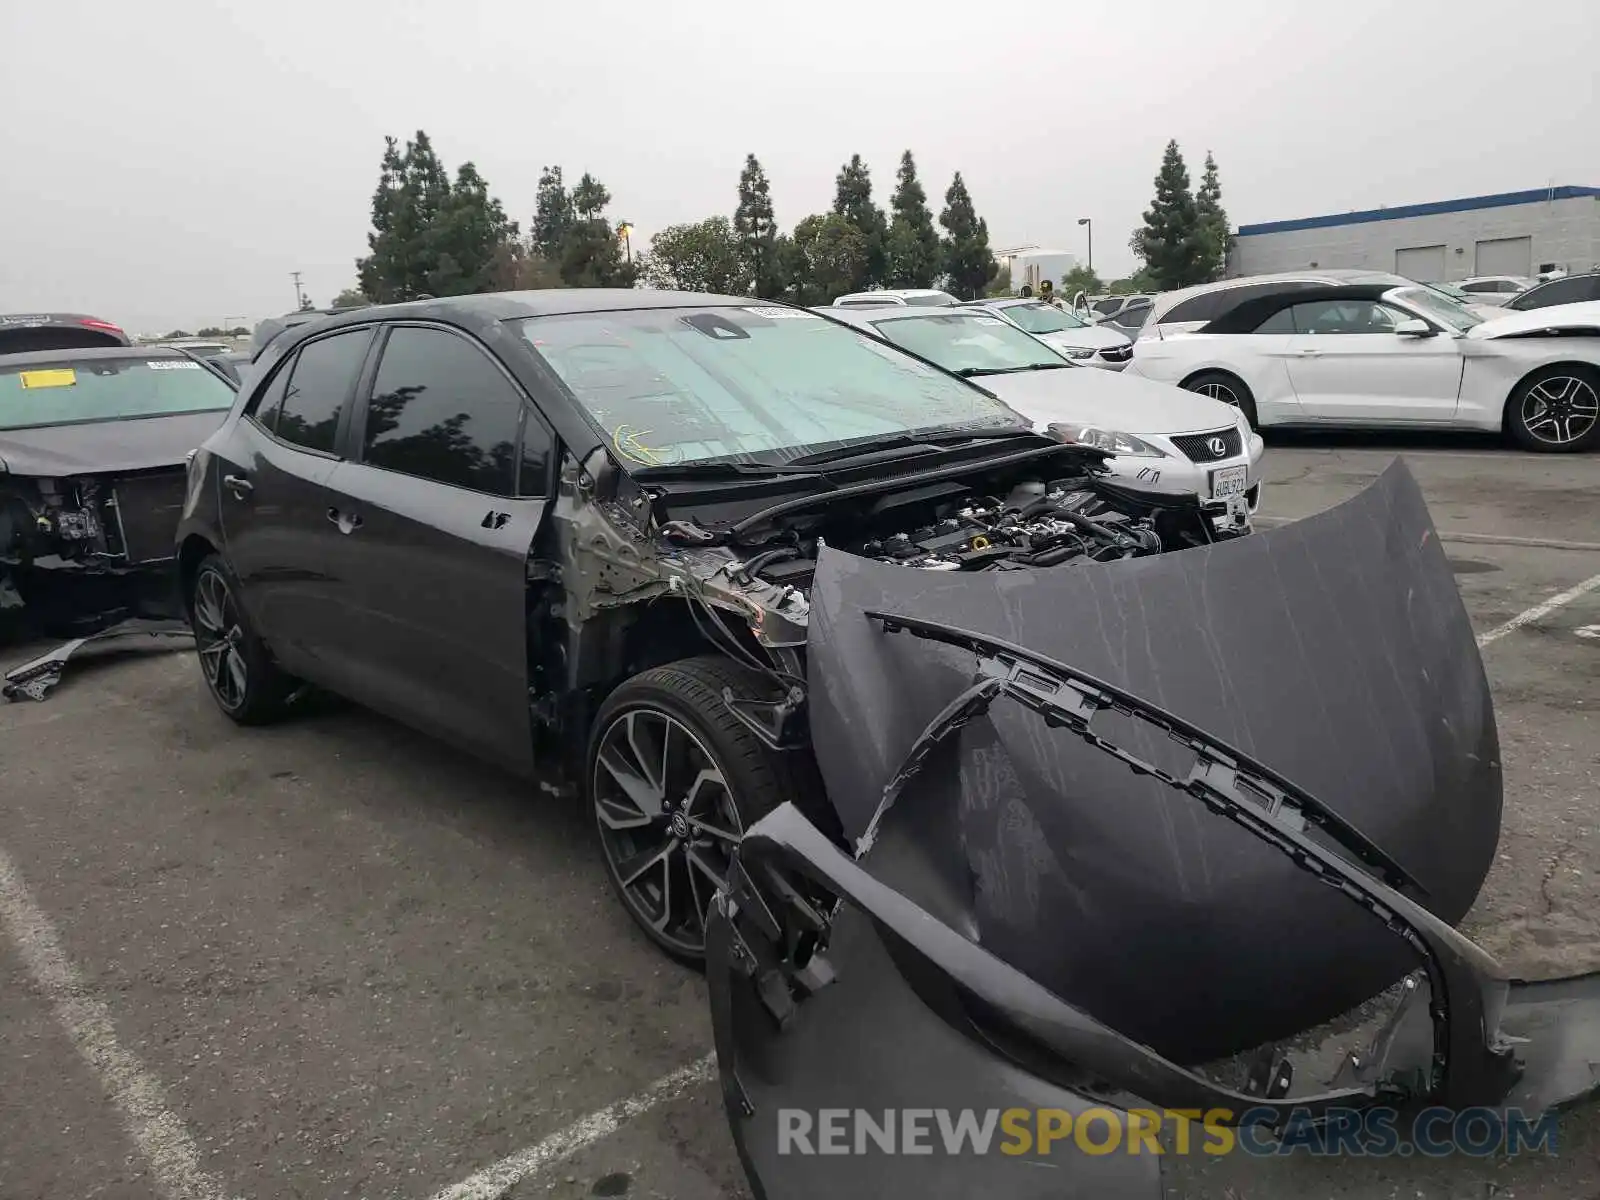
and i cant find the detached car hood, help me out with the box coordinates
[705,462,1582,1200]
[799,458,1499,1062]
[0,410,227,476]
[981,366,1241,435]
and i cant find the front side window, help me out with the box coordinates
[0,355,234,431]
[1286,300,1418,334]
[275,328,370,454]
[362,326,522,495]
[520,306,1024,468]
[999,302,1089,334]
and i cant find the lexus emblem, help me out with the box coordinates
[1207,436,1228,457]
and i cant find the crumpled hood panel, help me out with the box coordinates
[804,458,1501,1062]
[0,410,227,477]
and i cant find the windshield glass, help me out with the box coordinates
[872,312,1070,374]
[519,306,1025,468]
[1391,286,1482,332]
[1427,282,1470,302]
[997,301,1089,333]
[0,355,236,431]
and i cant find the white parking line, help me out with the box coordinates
[1477,572,1600,648]
[0,843,238,1200]
[427,1054,718,1200]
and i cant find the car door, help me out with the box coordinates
[321,322,553,776]
[1282,299,1463,424]
[212,326,375,686]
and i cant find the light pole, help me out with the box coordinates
[1077,218,1092,274]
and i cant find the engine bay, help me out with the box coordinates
[722,471,1201,590]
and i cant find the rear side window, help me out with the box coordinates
[1165,282,1317,325]
[360,326,523,495]
[1507,276,1594,311]
[0,325,126,355]
[1252,307,1297,334]
[275,329,371,454]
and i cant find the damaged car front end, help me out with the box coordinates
[1,346,236,636]
[703,461,1600,1197]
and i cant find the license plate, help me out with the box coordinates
[1211,465,1249,499]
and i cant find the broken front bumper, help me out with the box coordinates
[705,460,1600,1197]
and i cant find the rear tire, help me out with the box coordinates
[1183,370,1259,430]
[587,655,820,963]
[1504,365,1600,452]
[189,553,294,725]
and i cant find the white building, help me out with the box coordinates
[1229,186,1600,282]
[995,245,1080,292]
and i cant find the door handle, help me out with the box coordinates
[1294,349,1322,357]
[222,473,253,498]
[326,507,363,534]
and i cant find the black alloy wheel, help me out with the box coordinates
[588,656,818,961]
[189,554,292,724]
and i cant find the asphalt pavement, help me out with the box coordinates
[2,435,1597,1200]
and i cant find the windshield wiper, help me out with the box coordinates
[785,428,1035,468]
[630,461,822,481]
[958,362,1074,377]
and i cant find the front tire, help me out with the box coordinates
[587,655,817,962]
[1505,366,1600,452]
[189,553,294,725]
[1183,370,1259,430]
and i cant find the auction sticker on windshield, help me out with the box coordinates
[147,360,202,370]
[1211,464,1248,499]
[743,307,819,319]
[18,369,77,389]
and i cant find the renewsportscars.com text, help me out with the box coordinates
[776,1106,1559,1159]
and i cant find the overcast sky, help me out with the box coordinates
[2,0,1595,332]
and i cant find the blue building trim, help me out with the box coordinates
[1236,186,1600,237]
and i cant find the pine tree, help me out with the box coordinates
[572,173,611,221]
[734,154,782,297]
[1129,140,1207,289]
[532,166,574,262]
[1194,151,1230,282]
[938,172,997,300]
[885,151,942,288]
[831,155,888,289]
[356,131,517,302]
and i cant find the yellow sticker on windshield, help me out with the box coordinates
[19,368,77,389]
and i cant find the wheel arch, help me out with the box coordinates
[176,534,217,616]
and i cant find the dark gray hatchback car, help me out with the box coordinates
[171,289,1235,954]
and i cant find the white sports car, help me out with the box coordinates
[1125,285,1600,452]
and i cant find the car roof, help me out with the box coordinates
[0,344,190,368]
[250,290,766,360]
[1149,271,1409,323]
[823,304,978,325]
[1197,283,1401,334]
